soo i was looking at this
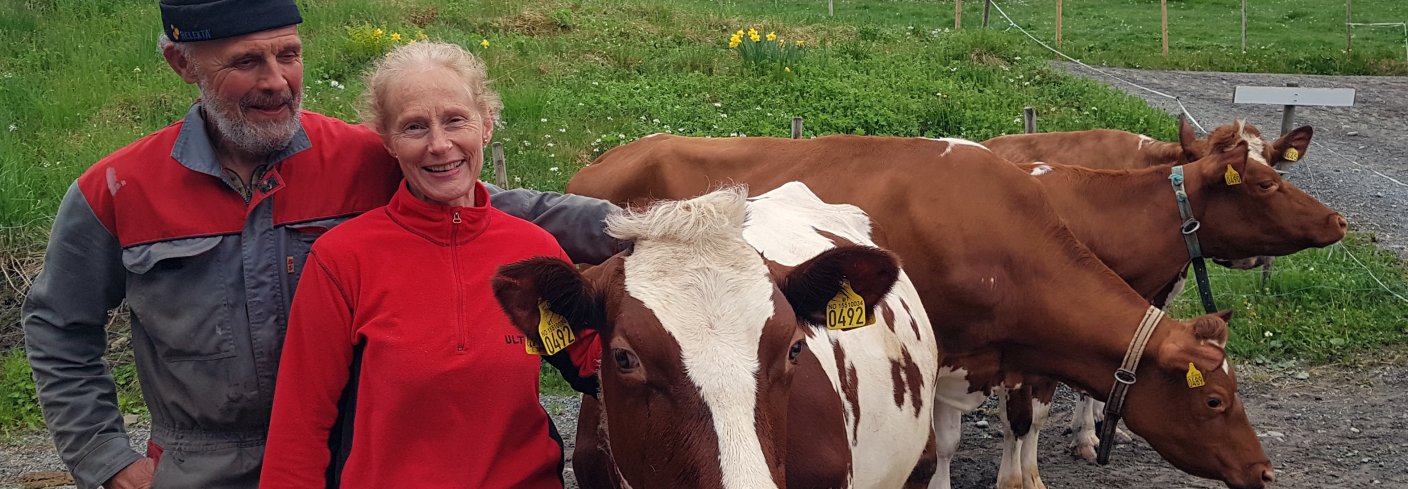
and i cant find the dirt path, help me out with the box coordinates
[1054,64,1408,260]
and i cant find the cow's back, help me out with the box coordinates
[984,129,1170,169]
[573,134,1086,353]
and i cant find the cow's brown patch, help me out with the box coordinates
[832,340,863,441]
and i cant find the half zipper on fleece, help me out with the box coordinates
[452,210,466,353]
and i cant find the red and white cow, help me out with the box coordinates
[984,115,1314,171]
[494,185,940,489]
[568,134,1279,489]
[979,137,1345,488]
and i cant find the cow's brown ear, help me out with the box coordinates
[779,246,900,326]
[493,257,605,337]
[1177,114,1201,163]
[1157,317,1229,375]
[1270,125,1313,168]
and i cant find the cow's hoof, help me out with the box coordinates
[1024,474,1048,489]
[1071,443,1097,463]
[1114,427,1133,444]
[995,479,1024,489]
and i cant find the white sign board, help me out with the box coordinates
[1233,86,1356,106]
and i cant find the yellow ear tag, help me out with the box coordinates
[1283,147,1301,162]
[1186,362,1206,389]
[1223,165,1243,186]
[523,335,546,355]
[825,280,874,330]
[536,301,575,356]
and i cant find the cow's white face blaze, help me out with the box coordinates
[613,190,787,489]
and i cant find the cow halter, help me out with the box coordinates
[1096,305,1166,465]
[1169,166,1220,314]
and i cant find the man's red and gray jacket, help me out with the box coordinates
[21,104,620,488]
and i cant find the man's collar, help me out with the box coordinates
[169,102,312,177]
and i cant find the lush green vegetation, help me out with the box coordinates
[0,0,1404,427]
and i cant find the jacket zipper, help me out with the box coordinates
[451,210,466,352]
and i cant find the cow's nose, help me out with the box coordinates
[1261,467,1277,485]
[1331,214,1348,233]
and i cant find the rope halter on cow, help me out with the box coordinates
[1169,166,1220,314]
[1096,305,1166,465]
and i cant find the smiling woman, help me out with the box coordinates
[361,42,504,207]
[259,41,600,489]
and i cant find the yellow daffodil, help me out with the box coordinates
[373,28,384,39]
[766,32,776,41]
[748,28,760,42]
[408,39,418,44]
[481,39,491,48]
[729,36,741,49]
[795,40,805,47]
[736,29,744,37]
[418,31,428,40]
[390,32,402,42]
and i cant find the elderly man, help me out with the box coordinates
[22,1,619,488]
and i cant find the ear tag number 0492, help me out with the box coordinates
[826,280,874,330]
[533,301,575,356]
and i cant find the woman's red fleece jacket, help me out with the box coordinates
[260,182,600,488]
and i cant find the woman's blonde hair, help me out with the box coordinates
[359,42,503,135]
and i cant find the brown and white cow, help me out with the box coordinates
[568,134,1278,489]
[494,186,940,489]
[983,115,1314,171]
[982,138,1346,488]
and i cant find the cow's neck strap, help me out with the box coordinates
[1096,305,1166,465]
[1169,166,1219,314]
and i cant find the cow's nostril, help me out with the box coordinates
[1333,214,1347,231]
[1262,468,1277,484]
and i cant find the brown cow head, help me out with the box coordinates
[492,189,899,489]
[1184,140,1346,260]
[1179,119,1315,169]
[1122,310,1275,489]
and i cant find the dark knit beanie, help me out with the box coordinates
[160,0,303,42]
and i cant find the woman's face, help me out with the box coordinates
[381,65,493,207]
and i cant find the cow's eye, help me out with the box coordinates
[788,340,805,364]
[612,348,639,371]
[1257,181,1277,192]
[1206,397,1223,409]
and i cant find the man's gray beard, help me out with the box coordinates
[198,82,303,158]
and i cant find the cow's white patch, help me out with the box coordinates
[1220,359,1230,375]
[1030,164,1053,177]
[609,188,780,489]
[642,132,668,139]
[1157,275,1188,309]
[926,137,990,158]
[1237,120,1271,166]
[105,168,126,196]
[746,182,937,488]
[1137,134,1156,151]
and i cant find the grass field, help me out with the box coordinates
[0,0,1404,425]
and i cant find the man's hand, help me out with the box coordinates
[104,457,155,489]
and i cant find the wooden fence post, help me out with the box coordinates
[491,142,508,188]
[956,0,962,30]
[1346,0,1353,56]
[1056,0,1063,47]
[792,117,804,139]
[1241,0,1247,52]
[1023,107,1037,134]
[829,0,834,17]
[982,0,991,29]
[1162,0,1169,57]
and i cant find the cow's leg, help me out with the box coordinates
[995,388,1032,489]
[1089,399,1134,444]
[573,395,617,489]
[1019,383,1056,489]
[907,428,939,489]
[929,402,963,489]
[1069,394,1099,463]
